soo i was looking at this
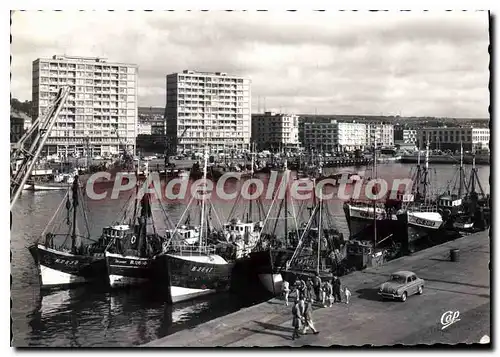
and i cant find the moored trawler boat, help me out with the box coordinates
[396,140,448,252]
[28,176,111,289]
[158,245,233,303]
[453,215,475,231]
[104,176,166,288]
[154,147,233,303]
[343,140,406,242]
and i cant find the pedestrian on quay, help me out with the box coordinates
[297,279,307,301]
[344,286,351,304]
[313,272,322,302]
[306,278,315,304]
[291,297,303,340]
[301,301,319,335]
[333,276,342,303]
[322,280,333,307]
[282,280,291,306]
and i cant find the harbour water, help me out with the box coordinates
[11,163,490,346]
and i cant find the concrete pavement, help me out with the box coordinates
[144,230,490,347]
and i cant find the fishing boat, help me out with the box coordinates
[216,149,266,261]
[104,175,166,288]
[448,146,490,232]
[396,140,446,252]
[282,180,346,283]
[343,143,403,242]
[153,148,234,303]
[28,176,111,288]
[241,160,304,295]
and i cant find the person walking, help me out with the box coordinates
[298,279,307,301]
[291,297,303,340]
[323,280,333,307]
[344,286,351,304]
[282,280,291,306]
[313,272,322,302]
[306,278,315,304]
[301,301,319,335]
[333,276,342,303]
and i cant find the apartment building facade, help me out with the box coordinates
[303,120,368,152]
[394,128,417,144]
[251,112,299,151]
[366,123,394,147]
[32,55,138,157]
[165,70,251,154]
[417,127,490,151]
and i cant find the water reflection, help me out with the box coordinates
[27,285,264,346]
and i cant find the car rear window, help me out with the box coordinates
[390,275,406,284]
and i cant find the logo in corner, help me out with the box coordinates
[440,311,460,330]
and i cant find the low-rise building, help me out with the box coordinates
[10,111,27,143]
[417,126,490,151]
[251,112,299,151]
[303,120,368,152]
[367,123,394,147]
[137,122,152,135]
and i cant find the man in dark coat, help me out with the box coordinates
[332,276,342,303]
[291,297,303,340]
[313,272,322,302]
[301,301,319,335]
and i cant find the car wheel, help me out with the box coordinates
[400,292,407,302]
[418,286,423,295]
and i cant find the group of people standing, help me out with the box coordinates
[283,273,352,340]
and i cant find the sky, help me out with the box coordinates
[10,11,490,118]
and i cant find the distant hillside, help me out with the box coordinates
[11,98,32,116]
[138,106,164,116]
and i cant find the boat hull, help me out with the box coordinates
[243,248,295,294]
[105,252,153,288]
[154,252,233,304]
[395,211,458,252]
[343,203,401,242]
[23,184,68,191]
[29,244,107,289]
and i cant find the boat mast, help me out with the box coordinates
[373,137,377,249]
[414,145,421,200]
[470,146,476,194]
[422,135,430,203]
[459,142,464,198]
[247,143,255,223]
[70,178,79,254]
[132,158,140,225]
[316,192,322,275]
[199,145,208,252]
[283,158,288,244]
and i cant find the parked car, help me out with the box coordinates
[378,271,424,302]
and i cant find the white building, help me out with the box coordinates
[165,70,251,153]
[137,123,152,135]
[32,55,138,157]
[251,112,299,151]
[303,120,368,152]
[418,127,490,151]
[366,123,394,147]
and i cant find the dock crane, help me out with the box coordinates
[10,86,70,211]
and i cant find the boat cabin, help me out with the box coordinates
[223,219,261,236]
[438,195,462,209]
[102,225,132,243]
[165,225,200,245]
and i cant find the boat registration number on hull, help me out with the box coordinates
[54,258,79,266]
[409,216,439,228]
[190,266,214,273]
[113,258,148,266]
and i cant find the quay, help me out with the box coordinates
[143,230,490,347]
